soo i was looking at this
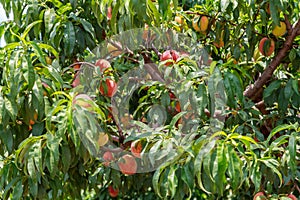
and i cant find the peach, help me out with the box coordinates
[118,154,137,175]
[259,37,275,57]
[99,79,118,97]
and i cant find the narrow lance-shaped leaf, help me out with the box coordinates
[258,158,283,187]
[44,8,56,34]
[168,165,178,198]
[214,142,228,196]
[30,41,47,66]
[226,145,243,190]
[63,21,75,56]
[26,55,35,90]
[266,124,295,143]
[288,132,297,178]
[21,20,43,41]
[194,139,216,194]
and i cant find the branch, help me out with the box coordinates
[244,18,300,100]
[144,63,165,83]
[284,14,292,34]
[255,100,269,115]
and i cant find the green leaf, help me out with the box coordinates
[44,8,56,34]
[110,1,121,34]
[269,0,280,26]
[229,133,258,148]
[4,42,20,50]
[38,43,59,58]
[284,79,293,100]
[250,161,262,191]
[26,55,35,90]
[78,18,95,37]
[289,48,297,62]
[3,177,22,199]
[0,128,13,153]
[259,157,282,187]
[291,78,299,95]
[194,139,216,194]
[196,83,208,117]
[233,44,241,60]
[288,132,297,177]
[61,143,72,172]
[21,20,43,40]
[168,111,186,130]
[182,161,194,190]
[46,133,62,177]
[263,80,281,98]
[267,124,295,143]
[27,157,36,180]
[223,72,235,108]
[30,41,46,66]
[226,145,242,190]
[168,165,178,198]
[268,135,289,153]
[147,0,161,26]
[214,142,227,195]
[152,167,165,198]
[28,177,38,197]
[63,21,75,56]
[11,179,23,200]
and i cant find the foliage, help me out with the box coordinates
[0,0,299,199]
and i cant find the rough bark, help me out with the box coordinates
[243,18,300,101]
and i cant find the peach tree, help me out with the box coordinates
[0,0,299,199]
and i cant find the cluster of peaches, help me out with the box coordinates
[173,7,286,58]
[71,49,185,198]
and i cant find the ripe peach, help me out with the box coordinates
[175,16,183,24]
[259,37,275,57]
[73,94,93,109]
[253,192,267,200]
[95,59,111,73]
[103,151,114,166]
[71,72,81,88]
[99,79,118,97]
[118,154,137,175]
[131,140,142,158]
[200,16,209,32]
[287,194,297,200]
[108,185,119,198]
[192,16,209,33]
[160,50,180,66]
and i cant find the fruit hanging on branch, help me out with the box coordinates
[103,151,114,166]
[272,21,287,37]
[192,15,209,33]
[131,140,143,158]
[258,37,275,57]
[118,154,137,175]
[160,50,180,66]
[99,78,118,97]
[108,185,119,198]
[253,192,267,200]
[95,59,112,73]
